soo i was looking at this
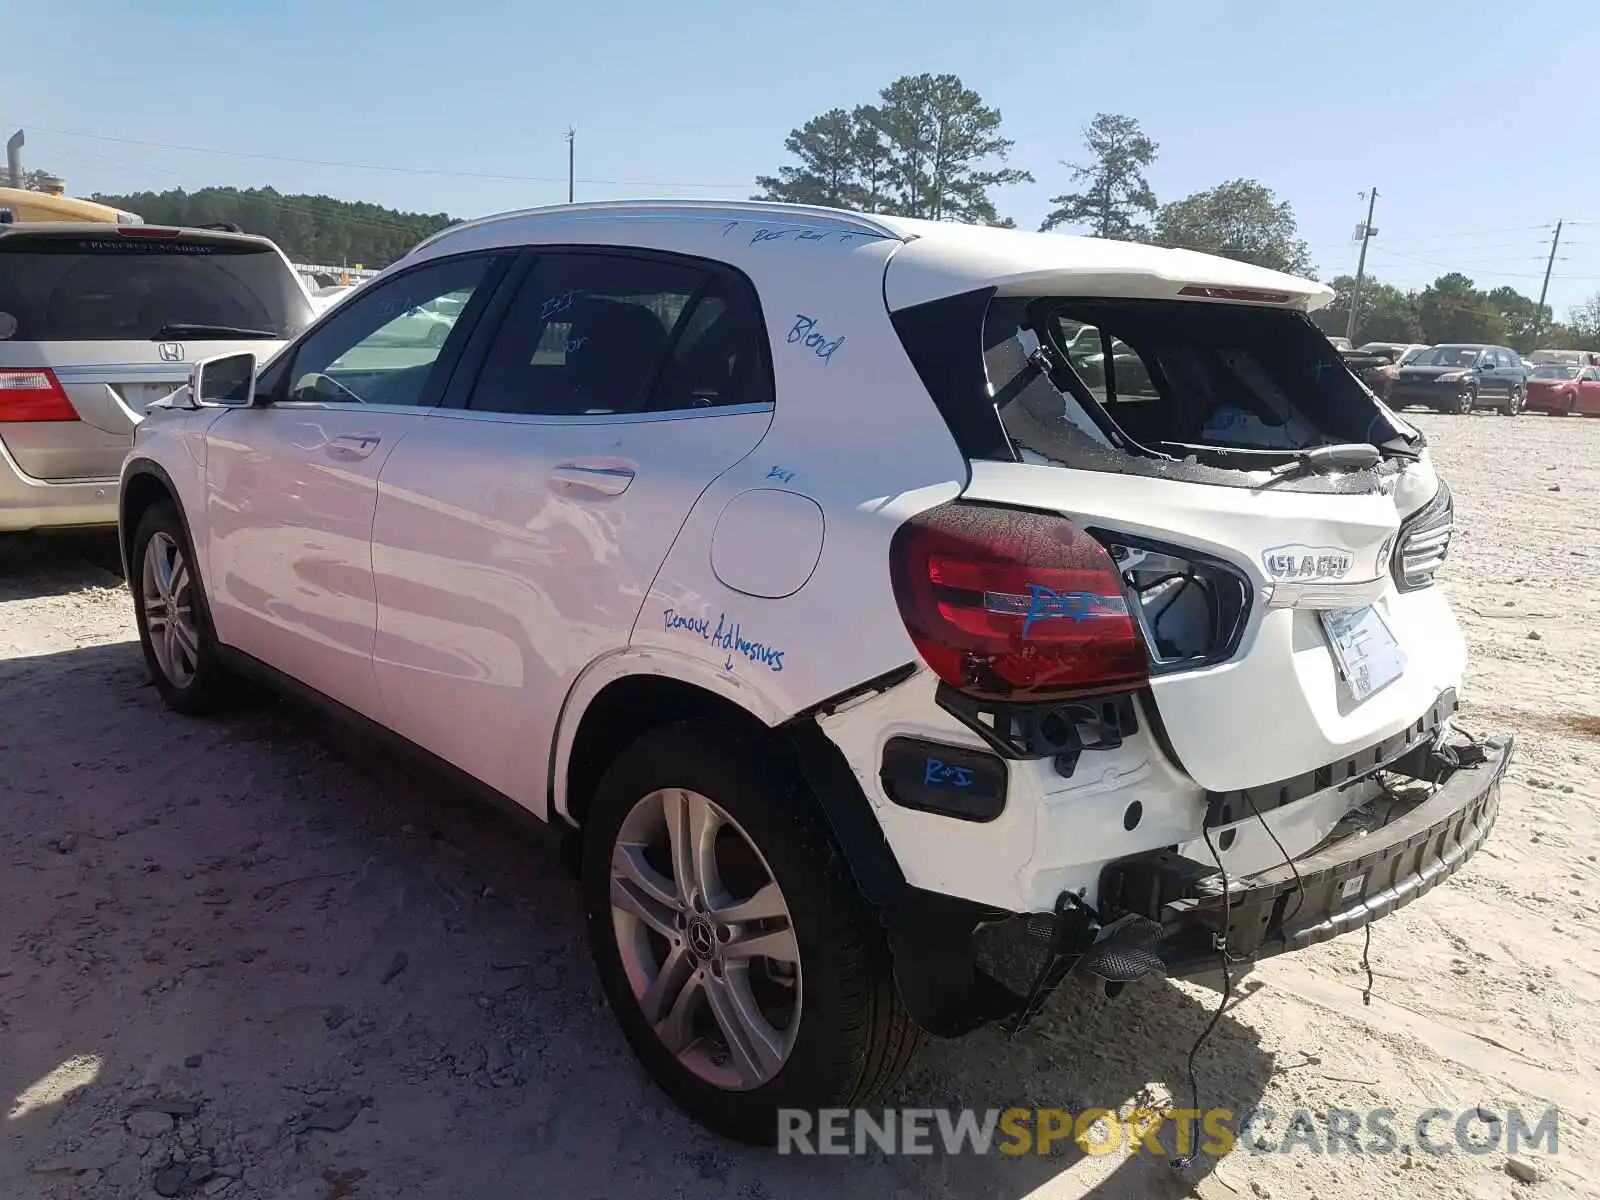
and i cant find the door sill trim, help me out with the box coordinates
[212,644,554,840]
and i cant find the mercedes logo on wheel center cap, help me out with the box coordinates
[686,917,717,960]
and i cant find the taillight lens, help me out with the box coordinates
[1393,480,1453,591]
[889,501,1149,701]
[0,369,78,422]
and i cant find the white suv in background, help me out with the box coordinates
[120,200,1509,1144]
[0,222,309,531]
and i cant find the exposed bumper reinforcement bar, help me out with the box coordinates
[1127,733,1511,978]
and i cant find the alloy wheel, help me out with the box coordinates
[608,788,801,1091]
[141,531,200,689]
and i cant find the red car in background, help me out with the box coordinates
[1525,363,1600,416]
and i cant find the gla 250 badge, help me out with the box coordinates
[1262,544,1355,583]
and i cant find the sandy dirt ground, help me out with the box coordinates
[2,413,1597,1200]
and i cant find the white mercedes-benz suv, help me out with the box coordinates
[120,200,1508,1144]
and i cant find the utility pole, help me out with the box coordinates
[565,128,576,204]
[1534,219,1563,344]
[1346,188,1379,343]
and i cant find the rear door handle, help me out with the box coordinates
[328,434,382,460]
[550,464,635,496]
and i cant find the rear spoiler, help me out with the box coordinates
[885,233,1334,315]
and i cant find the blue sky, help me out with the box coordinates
[6,0,1600,313]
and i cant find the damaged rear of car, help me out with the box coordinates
[843,226,1508,1037]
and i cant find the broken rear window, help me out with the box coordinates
[890,289,1419,491]
[999,297,1411,462]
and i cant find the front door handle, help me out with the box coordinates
[551,463,635,496]
[328,434,382,460]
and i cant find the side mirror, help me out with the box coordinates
[191,352,258,407]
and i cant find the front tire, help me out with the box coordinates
[131,502,242,715]
[582,720,923,1144]
[1452,387,1476,415]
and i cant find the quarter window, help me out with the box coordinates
[467,253,769,416]
[279,255,494,408]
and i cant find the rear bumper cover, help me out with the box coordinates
[0,439,119,531]
[1123,733,1509,977]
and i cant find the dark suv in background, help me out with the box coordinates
[1388,344,1527,414]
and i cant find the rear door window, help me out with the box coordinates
[0,232,312,342]
[465,252,771,417]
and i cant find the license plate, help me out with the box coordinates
[1319,605,1406,702]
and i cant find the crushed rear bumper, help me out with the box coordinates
[895,729,1509,1036]
[1103,733,1510,980]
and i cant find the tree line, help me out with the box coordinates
[16,77,1598,349]
[756,74,1596,348]
[85,186,457,268]
[755,80,1312,275]
[1311,272,1600,352]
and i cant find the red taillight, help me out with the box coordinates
[889,502,1149,701]
[1178,285,1293,304]
[0,369,78,422]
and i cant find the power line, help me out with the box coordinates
[1371,245,1600,283]
[1360,224,1555,245]
[4,119,751,190]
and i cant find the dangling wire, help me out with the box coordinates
[1241,788,1308,931]
[1171,821,1236,1172]
[1360,923,1375,1006]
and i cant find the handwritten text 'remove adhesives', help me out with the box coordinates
[664,609,786,673]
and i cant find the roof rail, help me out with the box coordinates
[412,199,906,256]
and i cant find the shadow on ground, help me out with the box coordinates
[0,532,124,600]
[1,642,1274,1200]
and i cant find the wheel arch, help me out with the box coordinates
[551,649,915,909]
[554,652,1012,1039]
[551,649,787,830]
[119,459,185,577]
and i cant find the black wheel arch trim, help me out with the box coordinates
[779,670,1021,1038]
[119,458,192,581]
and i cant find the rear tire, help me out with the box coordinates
[130,501,245,715]
[1505,385,1524,416]
[582,720,924,1145]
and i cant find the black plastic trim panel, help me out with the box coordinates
[935,683,1139,770]
[880,736,1007,822]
